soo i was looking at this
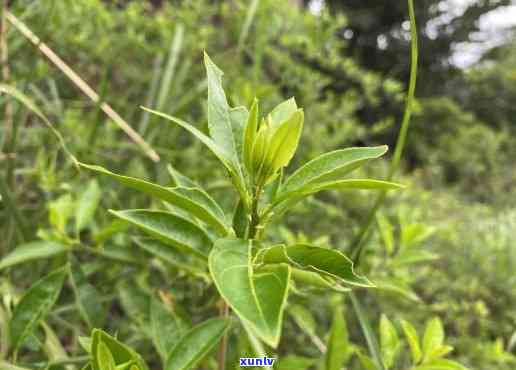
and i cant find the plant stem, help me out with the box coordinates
[217,302,230,370]
[350,0,418,266]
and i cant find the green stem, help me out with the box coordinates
[351,0,418,265]
[350,292,386,370]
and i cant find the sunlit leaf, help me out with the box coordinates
[380,314,400,368]
[401,319,422,364]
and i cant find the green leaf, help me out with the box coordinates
[276,355,315,370]
[167,165,198,188]
[380,314,400,369]
[98,341,117,370]
[377,213,394,255]
[48,194,75,233]
[134,238,207,277]
[422,318,445,362]
[110,209,211,259]
[243,99,259,173]
[204,52,240,162]
[165,317,231,370]
[76,179,102,232]
[266,109,304,174]
[230,106,249,160]
[80,163,230,235]
[69,258,106,329]
[232,199,248,238]
[325,303,352,370]
[257,244,373,287]
[375,278,421,302]
[401,319,422,364]
[393,249,439,266]
[209,238,290,347]
[0,241,68,271]
[150,298,188,364]
[140,108,249,205]
[289,304,316,339]
[281,146,388,194]
[290,268,350,293]
[268,97,298,127]
[412,359,468,370]
[91,329,148,370]
[9,266,67,351]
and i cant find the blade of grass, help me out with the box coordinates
[156,24,184,112]
[350,292,385,370]
[238,0,260,50]
[5,11,160,162]
[350,0,418,264]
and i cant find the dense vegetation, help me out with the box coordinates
[1,1,515,369]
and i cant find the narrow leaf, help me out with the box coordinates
[80,162,230,235]
[422,318,445,362]
[325,304,352,370]
[165,317,231,370]
[400,319,422,364]
[380,314,400,368]
[281,146,388,194]
[258,244,373,287]
[10,266,67,351]
[76,179,102,232]
[243,99,259,173]
[0,241,68,271]
[110,209,211,259]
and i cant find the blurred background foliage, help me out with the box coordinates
[1,0,515,369]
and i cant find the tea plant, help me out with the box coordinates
[72,52,402,369]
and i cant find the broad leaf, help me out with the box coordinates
[209,238,290,347]
[165,317,231,370]
[400,319,422,364]
[281,146,388,194]
[0,241,68,271]
[10,266,67,351]
[76,179,102,232]
[257,244,373,287]
[110,209,211,259]
[79,163,230,235]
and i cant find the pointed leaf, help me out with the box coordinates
[257,244,373,287]
[167,165,198,188]
[325,304,352,370]
[98,342,117,370]
[243,99,259,173]
[204,52,239,162]
[139,108,248,203]
[165,317,231,370]
[0,241,68,271]
[91,329,148,370]
[423,318,445,362]
[76,179,102,232]
[266,110,304,174]
[230,106,249,160]
[268,97,298,127]
[290,268,350,293]
[110,209,211,259]
[401,319,422,364]
[380,315,400,368]
[150,298,188,364]
[80,163,230,235]
[281,146,388,194]
[209,238,290,347]
[412,359,468,370]
[10,266,67,351]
